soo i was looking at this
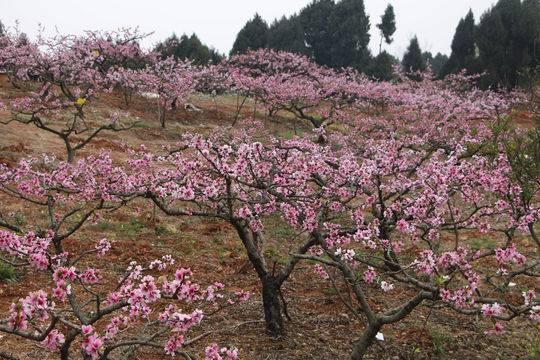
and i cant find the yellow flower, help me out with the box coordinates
[75,97,87,107]
[92,49,100,57]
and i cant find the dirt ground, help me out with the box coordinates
[0,75,539,359]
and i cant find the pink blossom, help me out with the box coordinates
[481,303,503,317]
[41,330,65,351]
[380,281,394,292]
[363,267,377,284]
[82,334,103,359]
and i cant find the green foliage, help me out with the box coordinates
[0,262,17,282]
[366,51,398,81]
[440,0,540,88]
[231,0,373,70]
[230,13,269,55]
[505,115,540,229]
[300,0,336,66]
[97,218,147,237]
[328,0,371,69]
[267,15,309,55]
[441,10,477,77]
[476,0,540,88]
[503,71,540,209]
[430,328,452,357]
[423,51,450,76]
[524,330,540,358]
[120,218,145,237]
[299,0,371,70]
[470,236,498,251]
[264,246,288,265]
[264,214,297,239]
[430,53,450,76]
[402,36,426,77]
[376,4,396,53]
[13,213,26,228]
[155,33,223,65]
[97,220,112,231]
[154,224,172,236]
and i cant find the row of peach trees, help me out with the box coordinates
[0,29,538,359]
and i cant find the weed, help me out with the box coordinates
[470,236,497,251]
[0,262,17,282]
[264,246,288,265]
[430,328,451,358]
[14,213,26,227]
[119,218,145,237]
[97,220,112,231]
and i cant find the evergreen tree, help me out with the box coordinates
[476,0,522,87]
[376,4,396,54]
[366,51,397,81]
[441,10,477,76]
[155,34,180,59]
[300,0,336,66]
[402,36,426,77]
[155,33,223,65]
[520,0,540,70]
[473,0,540,88]
[17,32,29,46]
[209,48,224,64]
[422,51,433,66]
[230,13,269,55]
[328,0,371,69]
[267,15,309,55]
[431,52,450,76]
[422,51,450,76]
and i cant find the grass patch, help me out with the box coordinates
[14,213,26,227]
[0,262,17,282]
[430,328,452,358]
[264,246,288,266]
[132,120,152,129]
[155,224,173,236]
[264,214,297,240]
[97,220,113,232]
[119,218,145,237]
[470,236,497,251]
[525,334,540,359]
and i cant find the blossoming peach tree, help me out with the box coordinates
[287,98,540,358]
[123,127,334,337]
[0,155,247,359]
[0,30,149,162]
[136,57,196,128]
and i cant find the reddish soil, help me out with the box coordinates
[0,75,538,359]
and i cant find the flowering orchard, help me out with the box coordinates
[0,30,539,359]
[0,155,248,359]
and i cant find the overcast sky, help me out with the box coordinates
[2,0,496,58]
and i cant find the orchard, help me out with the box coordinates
[0,28,538,360]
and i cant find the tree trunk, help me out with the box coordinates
[529,223,540,249]
[60,330,78,360]
[123,89,132,108]
[231,221,286,336]
[158,105,166,128]
[261,275,284,337]
[65,140,75,163]
[232,95,247,126]
[351,322,381,360]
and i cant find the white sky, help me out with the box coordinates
[2,0,496,58]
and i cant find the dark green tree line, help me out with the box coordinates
[443,0,540,88]
[155,33,223,65]
[230,13,269,56]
